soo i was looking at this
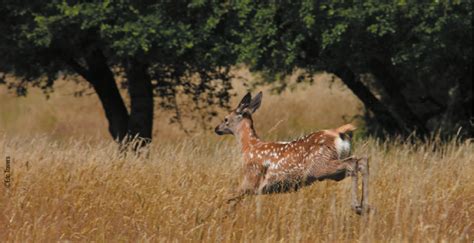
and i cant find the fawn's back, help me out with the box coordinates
[245,128,353,188]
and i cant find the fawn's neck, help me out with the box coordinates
[235,118,260,154]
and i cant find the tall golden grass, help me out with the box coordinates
[0,72,472,241]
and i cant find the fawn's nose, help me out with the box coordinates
[215,126,224,135]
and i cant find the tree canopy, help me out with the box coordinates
[1,1,472,143]
[1,0,241,147]
[234,0,472,138]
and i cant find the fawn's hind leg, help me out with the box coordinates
[349,160,360,213]
[357,156,370,214]
[308,157,364,214]
[348,156,370,215]
[337,157,362,214]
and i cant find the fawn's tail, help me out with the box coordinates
[335,124,357,134]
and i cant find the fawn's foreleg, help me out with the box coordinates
[227,165,265,203]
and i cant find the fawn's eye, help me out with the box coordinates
[224,118,229,123]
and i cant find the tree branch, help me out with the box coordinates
[332,65,407,135]
[368,58,429,136]
[65,58,93,83]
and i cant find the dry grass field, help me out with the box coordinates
[0,71,472,242]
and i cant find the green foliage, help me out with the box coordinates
[233,1,472,136]
[0,1,471,136]
[0,0,239,120]
[235,1,471,73]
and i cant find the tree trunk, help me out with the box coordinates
[125,58,154,148]
[333,65,407,135]
[368,59,428,136]
[68,49,129,142]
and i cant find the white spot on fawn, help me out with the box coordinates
[263,160,281,170]
[263,160,271,167]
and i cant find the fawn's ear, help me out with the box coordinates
[236,92,252,113]
[248,91,263,113]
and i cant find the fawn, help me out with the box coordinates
[215,92,370,214]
